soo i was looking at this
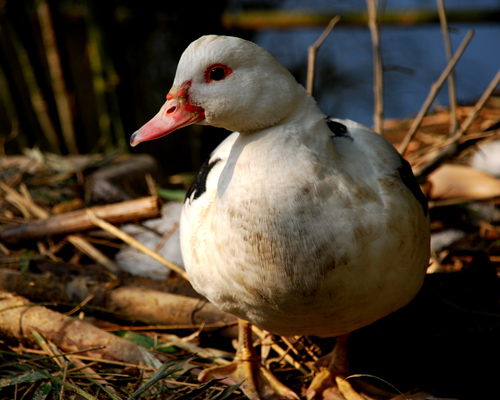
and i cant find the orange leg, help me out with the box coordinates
[199,319,300,400]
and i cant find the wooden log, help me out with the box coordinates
[0,196,161,244]
[0,290,148,365]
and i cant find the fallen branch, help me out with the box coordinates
[0,196,161,244]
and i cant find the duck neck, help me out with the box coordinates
[238,85,325,137]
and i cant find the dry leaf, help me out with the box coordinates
[427,164,500,200]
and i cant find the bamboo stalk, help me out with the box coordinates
[0,25,61,153]
[437,0,458,134]
[306,16,340,96]
[0,196,161,244]
[84,9,113,152]
[81,2,127,152]
[36,0,78,154]
[398,29,474,155]
[367,0,384,134]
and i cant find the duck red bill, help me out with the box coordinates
[130,97,205,147]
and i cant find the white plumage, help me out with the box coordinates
[131,35,430,400]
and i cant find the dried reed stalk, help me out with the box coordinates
[399,29,474,155]
[367,0,384,134]
[414,67,500,178]
[67,234,121,277]
[85,209,189,280]
[437,0,458,134]
[307,16,340,96]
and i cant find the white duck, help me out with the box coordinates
[131,35,430,400]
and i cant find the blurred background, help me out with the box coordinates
[0,0,499,175]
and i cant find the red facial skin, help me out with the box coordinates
[130,81,205,147]
[130,63,232,147]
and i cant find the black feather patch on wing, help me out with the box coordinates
[398,157,428,216]
[326,118,352,140]
[186,157,221,202]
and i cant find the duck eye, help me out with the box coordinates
[205,64,232,83]
[209,67,226,81]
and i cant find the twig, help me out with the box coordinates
[0,242,10,256]
[251,325,311,375]
[67,234,121,277]
[37,241,59,262]
[429,195,500,209]
[59,360,69,400]
[367,0,384,133]
[66,355,119,396]
[437,0,458,134]
[458,128,500,144]
[399,29,474,155]
[85,209,189,280]
[450,67,500,141]
[17,347,155,370]
[279,336,302,357]
[154,221,179,253]
[64,294,96,316]
[0,180,49,220]
[307,16,340,96]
